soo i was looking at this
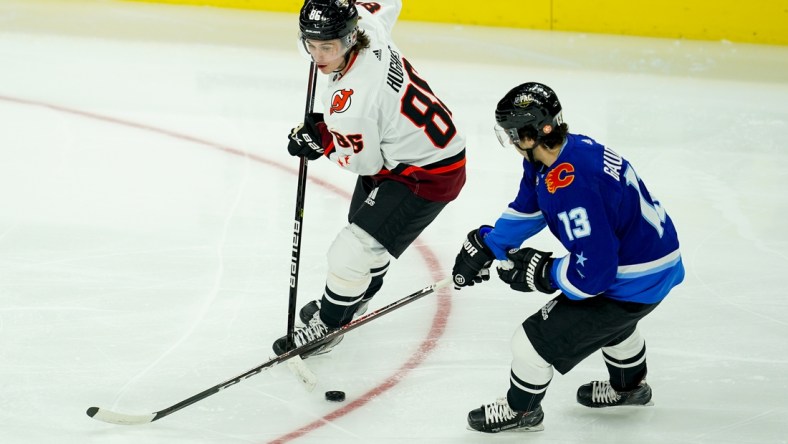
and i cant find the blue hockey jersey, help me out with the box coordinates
[484,134,684,304]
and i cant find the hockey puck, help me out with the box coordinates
[325,391,346,402]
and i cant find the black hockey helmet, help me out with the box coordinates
[494,82,563,147]
[299,0,359,44]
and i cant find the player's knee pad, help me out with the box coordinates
[510,326,553,385]
[602,327,645,361]
[326,224,388,297]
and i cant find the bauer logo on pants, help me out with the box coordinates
[541,300,557,320]
[364,187,378,207]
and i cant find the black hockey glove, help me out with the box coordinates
[287,113,328,161]
[452,226,494,290]
[497,247,556,294]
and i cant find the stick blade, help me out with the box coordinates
[86,406,156,425]
[286,356,317,391]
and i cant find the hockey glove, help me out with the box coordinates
[497,247,556,294]
[452,226,494,290]
[287,113,331,160]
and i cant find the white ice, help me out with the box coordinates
[1,1,787,443]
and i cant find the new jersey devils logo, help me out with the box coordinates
[330,89,354,115]
[545,162,575,193]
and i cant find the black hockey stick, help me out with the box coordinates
[287,61,319,349]
[86,277,451,425]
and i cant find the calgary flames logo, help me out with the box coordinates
[330,89,354,114]
[545,162,575,193]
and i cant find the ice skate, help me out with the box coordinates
[272,311,343,358]
[467,398,544,433]
[297,298,371,325]
[576,380,653,408]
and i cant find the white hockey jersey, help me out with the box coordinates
[320,0,466,202]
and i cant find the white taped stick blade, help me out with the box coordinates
[86,406,156,425]
[287,356,317,391]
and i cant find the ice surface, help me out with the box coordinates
[1,1,787,443]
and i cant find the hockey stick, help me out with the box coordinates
[86,277,451,425]
[285,62,320,390]
[287,61,318,346]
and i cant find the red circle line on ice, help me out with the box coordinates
[0,94,452,443]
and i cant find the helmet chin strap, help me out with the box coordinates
[334,49,352,72]
[524,144,546,169]
[524,147,536,163]
[332,30,358,73]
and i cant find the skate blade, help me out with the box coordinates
[619,400,655,407]
[466,423,544,433]
[581,400,655,408]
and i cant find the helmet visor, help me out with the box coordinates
[300,36,348,61]
[494,124,520,148]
